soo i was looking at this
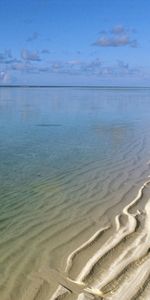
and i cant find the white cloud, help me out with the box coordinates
[0,71,11,84]
[47,58,139,77]
[94,36,137,47]
[93,25,138,48]
[111,25,126,34]
[21,49,41,61]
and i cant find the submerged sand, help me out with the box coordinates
[1,88,150,300]
[1,143,150,300]
[21,176,150,300]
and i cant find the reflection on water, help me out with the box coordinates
[0,87,150,300]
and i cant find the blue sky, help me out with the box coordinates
[0,0,150,85]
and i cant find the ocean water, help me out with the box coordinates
[0,87,150,300]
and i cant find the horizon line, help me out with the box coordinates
[0,85,150,89]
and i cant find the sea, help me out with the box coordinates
[0,87,150,300]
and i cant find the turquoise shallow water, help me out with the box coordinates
[0,87,150,299]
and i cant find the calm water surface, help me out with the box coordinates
[0,87,150,300]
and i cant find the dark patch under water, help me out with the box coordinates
[36,124,62,127]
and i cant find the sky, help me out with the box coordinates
[0,0,150,86]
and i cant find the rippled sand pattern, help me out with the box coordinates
[0,87,150,300]
[48,178,150,300]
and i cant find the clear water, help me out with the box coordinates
[0,87,150,300]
